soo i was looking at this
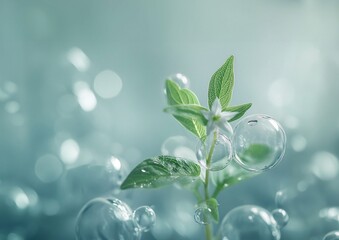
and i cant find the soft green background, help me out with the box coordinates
[1,1,339,239]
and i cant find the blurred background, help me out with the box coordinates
[1,0,339,239]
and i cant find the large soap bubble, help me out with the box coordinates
[218,205,281,240]
[75,197,141,240]
[232,114,286,172]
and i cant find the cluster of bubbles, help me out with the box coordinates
[196,114,286,173]
[218,205,289,240]
[75,197,156,240]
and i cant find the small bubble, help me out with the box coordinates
[194,207,213,225]
[323,231,339,240]
[196,132,232,171]
[133,206,156,232]
[271,209,289,228]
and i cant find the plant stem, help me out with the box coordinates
[204,131,218,240]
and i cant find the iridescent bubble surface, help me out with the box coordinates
[323,231,339,240]
[232,114,286,172]
[219,205,281,240]
[75,197,141,240]
[196,132,232,171]
[133,206,156,232]
[194,206,213,225]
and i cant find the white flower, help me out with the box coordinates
[202,98,238,136]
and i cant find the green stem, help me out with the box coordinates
[204,131,218,240]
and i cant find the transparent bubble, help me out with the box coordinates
[271,209,289,228]
[232,114,286,172]
[194,207,213,225]
[323,231,339,240]
[219,205,281,240]
[196,132,232,171]
[75,197,141,240]
[167,73,189,89]
[133,206,156,232]
[161,135,196,161]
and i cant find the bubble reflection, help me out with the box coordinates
[60,138,80,165]
[73,81,97,112]
[35,154,64,183]
[67,47,90,72]
[93,70,123,99]
[311,151,339,181]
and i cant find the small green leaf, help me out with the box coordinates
[164,104,208,125]
[208,56,234,110]
[165,80,206,138]
[224,103,252,122]
[120,155,201,190]
[205,198,219,223]
[241,144,272,164]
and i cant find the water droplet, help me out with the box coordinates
[232,114,286,172]
[194,207,213,225]
[323,231,339,240]
[218,205,281,240]
[133,206,156,232]
[75,197,141,240]
[271,209,289,228]
[196,132,232,171]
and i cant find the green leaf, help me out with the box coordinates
[208,56,234,110]
[120,155,201,190]
[204,198,219,223]
[165,80,206,138]
[241,144,272,164]
[164,104,208,125]
[224,103,252,122]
